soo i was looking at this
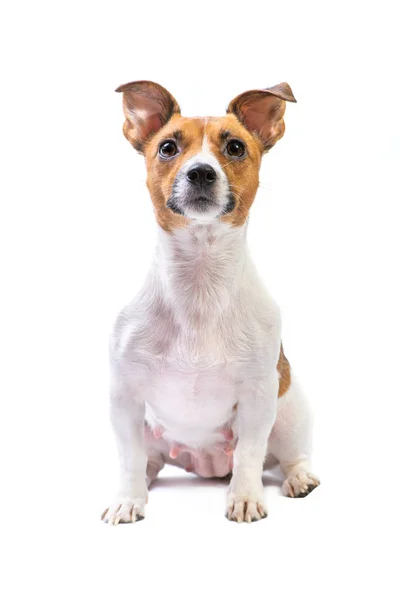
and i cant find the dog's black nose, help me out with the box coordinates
[186,164,217,187]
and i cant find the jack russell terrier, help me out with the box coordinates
[101,80,320,525]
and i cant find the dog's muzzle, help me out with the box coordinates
[167,161,235,218]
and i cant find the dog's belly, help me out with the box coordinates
[145,360,238,451]
[174,444,234,478]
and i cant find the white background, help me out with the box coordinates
[1,1,399,598]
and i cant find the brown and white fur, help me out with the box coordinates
[102,80,320,525]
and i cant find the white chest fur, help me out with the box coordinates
[111,221,281,450]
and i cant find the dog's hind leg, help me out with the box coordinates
[268,376,320,498]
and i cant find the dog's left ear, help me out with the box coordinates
[227,83,296,152]
[116,80,181,153]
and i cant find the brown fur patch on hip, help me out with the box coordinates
[277,344,291,397]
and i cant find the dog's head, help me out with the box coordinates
[116,80,296,230]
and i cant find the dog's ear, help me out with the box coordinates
[227,83,296,152]
[115,81,181,153]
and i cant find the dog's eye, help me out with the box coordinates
[159,140,178,158]
[226,139,245,157]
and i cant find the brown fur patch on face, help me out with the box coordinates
[143,114,263,230]
[277,344,291,397]
[144,115,206,231]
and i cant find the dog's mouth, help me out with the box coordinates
[166,192,236,217]
[183,195,215,213]
[166,188,216,215]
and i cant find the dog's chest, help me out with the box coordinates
[144,356,239,448]
[114,223,280,449]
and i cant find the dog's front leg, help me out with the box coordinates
[226,370,279,523]
[102,379,148,525]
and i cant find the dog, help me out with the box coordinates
[101,80,320,525]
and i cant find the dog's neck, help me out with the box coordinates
[154,220,250,327]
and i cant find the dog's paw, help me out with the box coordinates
[226,497,267,523]
[282,471,320,498]
[101,496,146,525]
[226,477,267,523]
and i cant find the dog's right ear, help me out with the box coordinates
[115,81,181,153]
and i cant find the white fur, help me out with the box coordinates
[102,139,319,525]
